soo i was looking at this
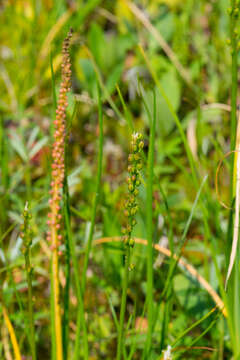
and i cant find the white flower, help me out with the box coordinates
[163,345,172,360]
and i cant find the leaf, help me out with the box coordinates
[106,63,123,95]
[27,126,39,148]
[88,23,105,69]
[174,273,211,319]
[144,68,181,137]
[29,136,48,159]
[67,165,85,188]
[9,131,28,162]
[78,58,97,96]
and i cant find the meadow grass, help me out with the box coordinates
[1,1,240,359]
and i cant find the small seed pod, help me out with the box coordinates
[122,132,143,257]
[129,238,135,247]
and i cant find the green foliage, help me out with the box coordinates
[0,0,238,358]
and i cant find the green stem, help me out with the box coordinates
[81,82,103,294]
[25,160,32,201]
[230,1,238,186]
[116,84,134,132]
[70,227,88,360]
[73,82,103,359]
[116,246,130,360]
[229,0,239,206]
[227,1,240,356]
[0,116,8,236]
[145,90,156,357]
[24,248,36,360]
[61,93,77,360]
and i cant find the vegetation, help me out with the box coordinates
[0,0,240,359]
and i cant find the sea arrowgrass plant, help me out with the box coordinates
[47,28,73,360]
[20,202,36,360]
[116,132,144,360]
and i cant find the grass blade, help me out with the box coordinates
[145,89,157,357]
[81,81,104,293]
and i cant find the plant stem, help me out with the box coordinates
[81,82,103,294]
[116,247,130,360]
[21,203,36,359]
[145,90,156,357]
[0,116,8,237]
[52,245,63,360]
[50,261,56,360]
[2,306,22,360]
[116,132,144,359]
[227,1,240,356]
[62,161,71,360]
[69,223,88,360]
[24,246,36,360]
[230,0,239,198]
[25,160,32,201]
[72,83,103,360]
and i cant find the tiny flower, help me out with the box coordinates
[48,28,73,251]
[163,345,172,360]
[122,132,143,250]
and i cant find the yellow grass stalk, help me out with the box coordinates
[2,306,22,360]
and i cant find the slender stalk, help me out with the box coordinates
[72,83,103,359]
[62,105,77,360]
[25,160,32,201]
[62,70,78,360]
[227,1,240,356]
[116,84,134,132]
[20,203,36,360]
[2,306,22,360]
[0,116,8,237]
[81,82,103,294]
[62,149,71,360]
[145,90,156,357]
[116,133,144,360]
[50,42,57,360]
[50,261,56,360]
[69,226,88,360]
[230,1,239,193]
[24,245,36,360]
[116,247,130,360]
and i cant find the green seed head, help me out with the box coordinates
[128,183,134,192]
[136,162,143,170]
[128,154,134,162]
[133,189,139,196]
[129,238,135,247]
[135,179,141,187]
